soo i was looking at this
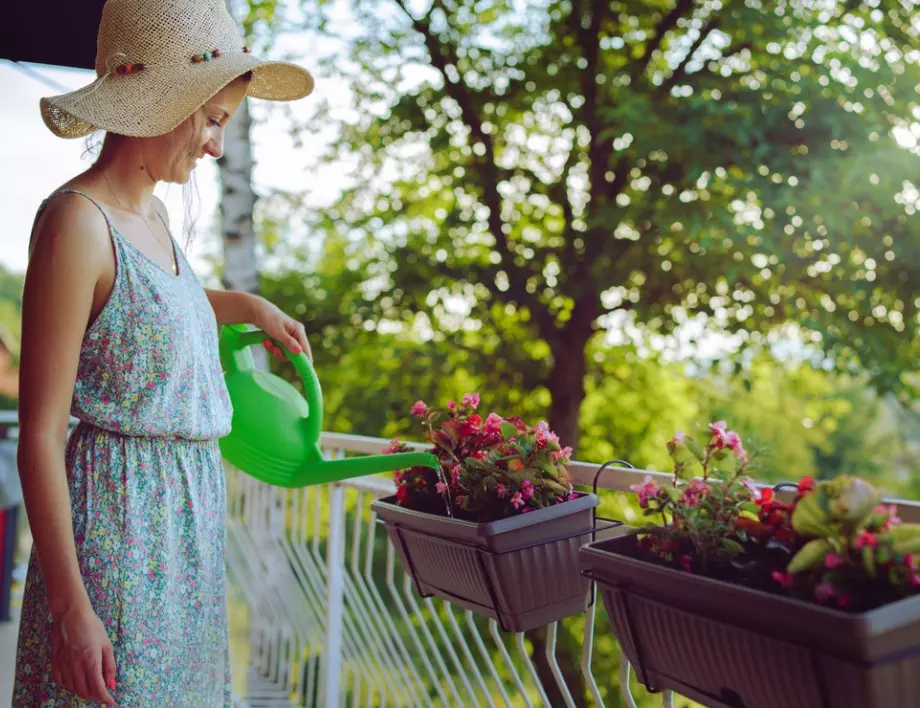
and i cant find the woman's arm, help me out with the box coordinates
[204,288,258,327]
[19,194,116,704]
[204,288,312,360]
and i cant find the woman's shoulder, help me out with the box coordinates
[30,182,113,259]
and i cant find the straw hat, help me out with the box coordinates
[41,0,315,139]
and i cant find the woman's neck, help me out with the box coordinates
[91,135,159,214]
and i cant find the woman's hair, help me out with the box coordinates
[82,70,255,247]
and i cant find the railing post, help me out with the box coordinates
[322,483,346,707]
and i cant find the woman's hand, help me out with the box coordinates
[251,297,313,362]
[51,604,116,705]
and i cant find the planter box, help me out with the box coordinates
[372,492,600,632]
[579,533,920,708]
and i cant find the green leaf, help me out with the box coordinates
[721,538,745,554]
[685,436,704,463]
[499,422,519,440]
[788,539,833,574]
[888,525,920,555]
[862,545,877,578]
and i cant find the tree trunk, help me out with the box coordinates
[218,96,258,295]
[525,327,593,705]
[217,89,267,369]
[528,626,589,706]
[546,332,590,454]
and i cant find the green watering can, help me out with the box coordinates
[218,324,441,488]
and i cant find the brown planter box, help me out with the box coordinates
[372,492,600,632]
[579,533,920,708]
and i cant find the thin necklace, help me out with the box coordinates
[102,170,178,275]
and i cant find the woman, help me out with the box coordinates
[13,0,315,704]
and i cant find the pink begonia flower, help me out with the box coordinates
[520,480,534,501]
[553,445,574,462]
[521,507,533,513]
[496,484,507,499]
[435,482,449,496]
[629,475,661,508]
[673,429,686,444]
[393,470,405,484]
[533,421,559,447]
[771,571,794,588]
[450,465,461,484]
[382,438,402,454]
[854,531,878,549]
[740,477,759,497]
[462,392,480,409]
[814,582,836,603]
[824,552,844,569]
[679,555,693,572]
[447,400,456,410]
[510,492,524,510]
[724,430,748,461]
[709,421,728,448]
[410,400,429,417]
[484,412,504,435]
[680,479,711,507]
[875,504,902,526]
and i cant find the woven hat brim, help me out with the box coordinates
[41,53,314,139]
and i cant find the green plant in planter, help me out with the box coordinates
[773,476,920,610]
[631,421,760,573]
[384,394,576,522]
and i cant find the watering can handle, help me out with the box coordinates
[220,324,324,448]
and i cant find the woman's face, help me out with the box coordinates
[146,77,249,184]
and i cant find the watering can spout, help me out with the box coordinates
[299,451,442,485]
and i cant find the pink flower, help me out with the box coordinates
[680,479,711,507]
[679,555,693,572]
[672,430,686,445]
[854,531,878,550]
[496,484,507,499]
[520,480,534,500]
[630,475,661,509]
[552,445,574,462]
[521,506,533,514]
[740,477,759,498]
[484,412,504,435]
[435,482,449,495]
[709,421,729,449]
[447,400,457,410]
[875,504,901,526]
[771,571,794,588]
[724,430,748,461]
[533,421,560,447]
[824,552,844,569]
[510,492,524,510]
[393,470,405,484]
[382,438,402,454]
[410,401,429,417]
[462,392,480,409]
[814,581,836,603]
[450,465,461,484]
[567,483,578,501]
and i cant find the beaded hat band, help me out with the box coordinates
[40,0,314,139]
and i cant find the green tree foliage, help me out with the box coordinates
[282,0,918,453]
[253,0,919,702]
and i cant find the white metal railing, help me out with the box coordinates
[4,410,919,707]
[226,432,920,707]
